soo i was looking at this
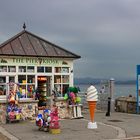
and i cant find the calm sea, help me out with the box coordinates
[76,84,136,99]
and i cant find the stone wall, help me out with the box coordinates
[0,100,38,124]
[47,98,83,119]
[46,98,72,119]
[0,98,83,124]
[18,100,38,120]
[55,100,72,119]
[0,102,6,124]
[115,96,136,113]
[54,99,83,119]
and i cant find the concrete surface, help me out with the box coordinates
[0,109,140,140]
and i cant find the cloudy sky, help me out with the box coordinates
[0,0,140,80]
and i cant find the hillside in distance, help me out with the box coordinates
[74,77,136,85]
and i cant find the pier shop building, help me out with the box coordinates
[0,29,81,123]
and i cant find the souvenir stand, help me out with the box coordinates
[63,87,83,119]
[42,86,83,120]
[6,82,22,123]
[0,28,81,124]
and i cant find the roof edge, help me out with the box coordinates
[0,54,81,59]
[0,30,26,48]
[0,30,81,59]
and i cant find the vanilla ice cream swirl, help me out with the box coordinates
[86,85,98,101]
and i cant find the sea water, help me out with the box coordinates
[75,84,136,106]
[76,84,136,99]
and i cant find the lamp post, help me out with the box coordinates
[106,78,115,116]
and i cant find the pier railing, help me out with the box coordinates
[78,92,109,111]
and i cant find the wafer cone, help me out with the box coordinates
[88,101,96,122]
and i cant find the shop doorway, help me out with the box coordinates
[37,76,51,107]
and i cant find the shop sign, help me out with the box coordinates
[0,57,61,66]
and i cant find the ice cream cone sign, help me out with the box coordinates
[86,85,98,129]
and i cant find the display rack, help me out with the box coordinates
[38,77,47,107]
[6,82,22,123]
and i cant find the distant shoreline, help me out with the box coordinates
[75,83,136,85]
[74,78,136,85]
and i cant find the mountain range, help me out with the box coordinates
[74,77,136,85]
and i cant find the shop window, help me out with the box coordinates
[27,66,34,73]
[0,66,7,72]
[54,75,61,83]
[54,74,70,97]
[62,84,69,95]
[27,85,35,98]
[62,75,69,83]
[19,85,26,98]
[8,66,16,72]
[0,77,6,95]
[54,84,69,97]
[18,66,26,72]
[54,84,61,96]
[18,75,26,83]
[55,67,61,73]
[45,67,52,73]
[9,76,15,83]
[55,67,69,73]
[62,67,69,73]
[18,75,35,98]
[27,75,35,83]
[0,85,6,95]
[37,66,44,73]
[0,77,6,83]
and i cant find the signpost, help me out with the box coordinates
[136,65,140,114]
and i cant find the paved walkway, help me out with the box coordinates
[0,110,140,140]
[0,132,10,140]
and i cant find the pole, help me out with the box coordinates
[109,78,115,112]
[105,78,115,116]
[106,97,111,116]
[136,65,139,114]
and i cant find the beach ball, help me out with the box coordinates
[47,116,51,122]
[64,93,68,100]
[76,97,81,103]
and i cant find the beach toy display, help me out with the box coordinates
[64,87,81,105]
[36,105,60,133]
[49,105,61,134]
[86,85,98,129]
[6,82,22,123]
[64,86,83,118]
[36,109,51,131]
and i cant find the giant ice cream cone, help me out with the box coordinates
[86,85,98,129]
[88,101,96,122]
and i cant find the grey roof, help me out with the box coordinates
[0,30,81,59]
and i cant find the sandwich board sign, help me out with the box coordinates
[136,65,140,113]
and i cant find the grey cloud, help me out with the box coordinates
[0,0,140,79]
